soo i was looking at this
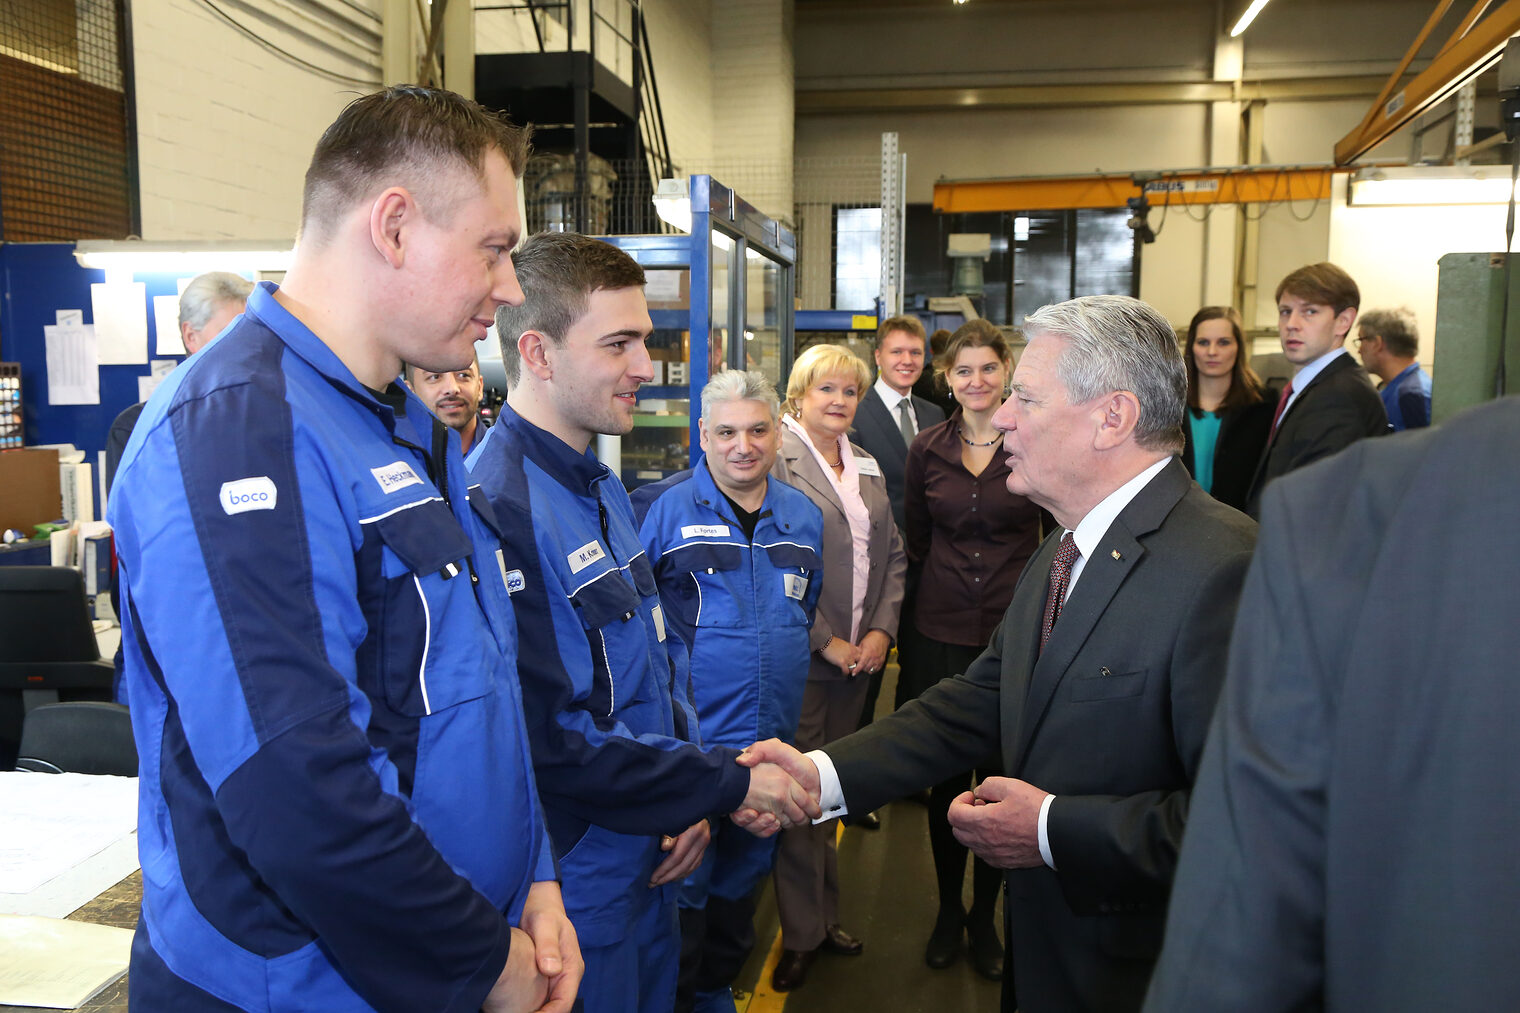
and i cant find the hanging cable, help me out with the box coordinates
[193,0,379,88]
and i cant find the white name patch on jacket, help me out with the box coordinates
[219,477,278,515]
[783,573,809,600]
[568,540,606,573]
[681,524,731,539]
[371,461,424,494]
[855,457,882,478]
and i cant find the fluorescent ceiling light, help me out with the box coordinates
[1230,0,1272,37]
[1348,166,1518,206]
[74,240,294,274]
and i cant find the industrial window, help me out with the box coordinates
[902,207,1137,326]
[831,205,881,311]
[0,0,137,241]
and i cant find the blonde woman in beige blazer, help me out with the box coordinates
[765,345,907,992]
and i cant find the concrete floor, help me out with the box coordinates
[731,663,1005,1013]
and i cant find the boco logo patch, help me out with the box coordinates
[219,477,278,515]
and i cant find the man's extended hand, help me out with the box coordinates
[650,820,710,887]
[482,926,548,1013]
[511,881,582,1013]
[730,739,822,836]
[945,777,1050,869]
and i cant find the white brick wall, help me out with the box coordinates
[132,0,383,241]
[643,0,715,175]
[707,0,792,221]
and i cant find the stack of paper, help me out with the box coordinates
[0,915,132,1008]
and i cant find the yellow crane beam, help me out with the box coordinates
[1334,0,1520,165]
[932,167,1340,214]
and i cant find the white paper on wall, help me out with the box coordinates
[90,282,149,365]
[645,270,683,302]
[55,309,84,326]
[153,294,186,355]
[43,324,100,405]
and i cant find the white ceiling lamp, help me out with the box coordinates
[1229,0,1273,37]
[1348,165,1519,206]
[73,240,294,275]
[652,178,692,233]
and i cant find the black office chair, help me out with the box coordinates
[0,566,117,769]
[15,701,138,775]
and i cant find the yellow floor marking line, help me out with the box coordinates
[739,821,848,1012]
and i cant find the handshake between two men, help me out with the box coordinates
[728,739,1051,870]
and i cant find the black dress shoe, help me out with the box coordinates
[822,922,864,955]
[771,948,816,991]
[854,810,882,830]
[924,909,963,969]
[967,918,1005,982]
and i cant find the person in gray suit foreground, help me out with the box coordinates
[1145,396,1520,1012]
[739,295,1257,1012]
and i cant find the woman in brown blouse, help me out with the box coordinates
[899,320,1043,983]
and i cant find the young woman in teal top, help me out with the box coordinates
[1181,306,1274,511]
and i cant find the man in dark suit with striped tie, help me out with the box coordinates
[1245,262,1387,516]
[846,315,946,750]
[850,315,947,533]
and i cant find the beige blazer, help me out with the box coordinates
[772,425,907,684]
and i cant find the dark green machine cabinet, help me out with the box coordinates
[1433,252,1520,422]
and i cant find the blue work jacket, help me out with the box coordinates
[632,460,824,749]
[110,283,552,1012]
[467,408,750,946]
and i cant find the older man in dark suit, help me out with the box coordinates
[852,315,947,533]
[738,295,1257,1012]
[1245,262,1387,516]
[1147,396,1520,1012]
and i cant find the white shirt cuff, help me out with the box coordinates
[1037,792,1057,870]
[807,749,847,823]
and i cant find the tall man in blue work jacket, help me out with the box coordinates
[631,370,825,1013]
[108,87,579,1011]
[467,232,821,1013]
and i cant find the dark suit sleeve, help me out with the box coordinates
[1143,484,1329,1011]
[1282,379,1388,473]
[903,442,930,569]
[827,624,1006,813]
[1045,543,1253,909]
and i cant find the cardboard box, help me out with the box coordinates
[0,448,62,532]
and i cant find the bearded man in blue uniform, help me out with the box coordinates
[466,232,819,1013]
[631,370,824,1013]
[109,87,579,1011]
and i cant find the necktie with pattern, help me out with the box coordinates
[1040,533,1080,651]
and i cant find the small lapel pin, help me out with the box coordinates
[1111,549,1122,560]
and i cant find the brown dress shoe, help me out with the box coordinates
[771,948,817,991]
[822,923,864,955]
